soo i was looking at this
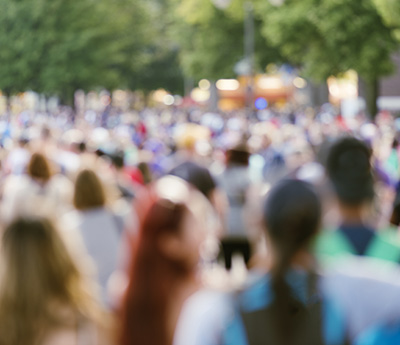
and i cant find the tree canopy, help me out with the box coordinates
[172,0,282,81]
[0,0,151,101]
[0,0,399,107]
[254,0,398,83]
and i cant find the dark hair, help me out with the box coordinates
[326,137,374,205]
[27,153,52,183]
[263,179,322,343]
[111,152,125,169]
[226,142,250,166]
[78,141,86,153]
[120,194,191,345]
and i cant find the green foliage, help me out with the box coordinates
[253,0,400,115]
[173,0,282,81]
[125,0,185,94]
[0,0,151,101]
[373,0,400,40]
[254,0,398,82]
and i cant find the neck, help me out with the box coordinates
[339,202,366,225]
[270,248,317,273]
[290,250,317,271]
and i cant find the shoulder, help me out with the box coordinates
[174,289,232,345]
[321,257,400,339]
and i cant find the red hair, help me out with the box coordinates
[119,187,192,345]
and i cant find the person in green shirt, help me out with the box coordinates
[314,137,400,263]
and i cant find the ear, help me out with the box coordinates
[157,233,185,261]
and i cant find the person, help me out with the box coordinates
[119,176,212,345]
[0,217,110,345]
[1,152,73,223]
[72,169,123,306]
[220,179,348,345]
[174,181,400,345]
[217,142,252,270]
[314,137,400,263]
[4,135,30,175]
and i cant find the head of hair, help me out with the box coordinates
[78,141,87,153]
[111,151,125,170]
[226,142,250,166]
[326,137,374,206]
[263,179,322,343]
[0,217,97,345]
[120,177,208,345]
[73,169,106,211]
[27,153,52,183]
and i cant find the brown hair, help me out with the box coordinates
[27,153,52,182]
[73,169,106,211]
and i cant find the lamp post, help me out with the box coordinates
[211,0,284,114]
[243,1,255,115]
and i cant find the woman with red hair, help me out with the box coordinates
[119,176,212,345]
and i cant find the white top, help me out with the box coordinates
[74,208,123,306]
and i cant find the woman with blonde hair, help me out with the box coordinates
[0,217,110,345]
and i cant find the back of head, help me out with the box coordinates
[0,217,86,345]
[326,137,374,206]
[169,162,216,200]
[74,169,106,210]
[226,141,251,166]
[120,176,212,345]
[28,153,52,182]
[263,179,322,344]
[264,179,321,256]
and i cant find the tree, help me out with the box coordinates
[0,0,150,104]
[373,0,400,41]
[172,0,282,81]
[254,0,399,115]
[123,0,185,95]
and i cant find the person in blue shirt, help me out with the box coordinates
[222,179,349,345]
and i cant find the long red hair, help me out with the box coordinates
[119,184,193,345]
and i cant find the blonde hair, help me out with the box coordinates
[73,169,106,211]
[0,217,99,345]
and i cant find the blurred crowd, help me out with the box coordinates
[0,104,400,344]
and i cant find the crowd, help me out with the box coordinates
[0,104,399,344]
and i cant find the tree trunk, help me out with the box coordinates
[60,88,74,108]
[366,78,379,120]
[310,81,329,107]
[209,80,219,112]
[4,90,11,119]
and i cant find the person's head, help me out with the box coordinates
[226,141,251,166]
[120,176,212,345]
[263,179,322,269]
[0,217,96,344]
[262,179,322,343]
[326,137,374,207]
[27,153,52,183]
[111,151,125,170]
[73,169,106,211]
